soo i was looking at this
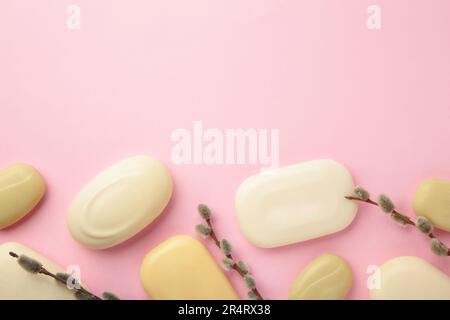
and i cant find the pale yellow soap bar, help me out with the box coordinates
[370,256,450,300]
[68,156,173,249]
[236,159,357,248]
[0,242,76,299]
[0,163,45,229]
[413,179,450,231]
[289,254,352,300]
[140,235,239,300]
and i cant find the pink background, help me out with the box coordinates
[1,0,450,300]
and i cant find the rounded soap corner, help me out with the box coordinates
[234,178,249,202]
[129,154,153,162]
[151,156,174,194]
[342,192,359,225]
[89,242,110,251]
[139,254,152,286]
[0,241,21,251]
[13,162,33,171]
[169,234,197,243]
[242,233,274,249]
[322,158,355,178]
[153,235,203,254]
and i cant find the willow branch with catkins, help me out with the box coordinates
[195,204,264,300]
[346,186,450,257]
[9,251,120,300]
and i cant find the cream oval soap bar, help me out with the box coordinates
[370,256,450,300]
[0,163,45,229]
[68,156,173,249]
[0,242,76,299]
[235,159,357,248]
[413,179,450,231]
[289,254,352,300]
[140,235,238,300]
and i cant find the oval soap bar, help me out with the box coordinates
[413,179,450,231]
[289,254,352,300]
[0,163,45,229]
[140,235,238,300]
[0,242,77,299]
[68,156,173,249]
[235,159,357,248]
[370,256,450,299]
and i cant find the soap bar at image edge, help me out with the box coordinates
[0,163,45,229]
[289,254,353,300]
[140,235,239,300]
[235,159,358,248]
[413,179,450,232]
[68,155,173,249]
[370,256,450,300]
[0,242,77,299]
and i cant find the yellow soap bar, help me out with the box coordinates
[140,235,239,300]
[289,254,353,300]
[0,164,45,229]
[413,179,450,231]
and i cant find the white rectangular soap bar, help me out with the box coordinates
[235,159,358,248]
[0,242,77,300]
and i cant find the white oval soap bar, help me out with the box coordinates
[370,256,450,300]
[68,156,173,249]
[0,242,77,299]
[235,159,357,248]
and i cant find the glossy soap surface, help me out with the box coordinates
[68,156,173,249]
[235,159,357,248]
[370,256,450,300]
[0,164,45,229]
[413,179,450,231]
[289,254,353,300]
[140,235,238,300]
[0,242,76,299]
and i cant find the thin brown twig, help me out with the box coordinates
[204,218,264,300]
[345,196,450,256]
[9,251,102,300]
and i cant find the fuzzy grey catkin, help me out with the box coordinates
[353,186,370,201]
[102,292,120,300]
[391,213,408,226]
[431,239,449,256]
[378,194,395,213]
[195,224,211,237]
[237,261,249,274]
[56,272,71,283]
[221,258,235,271]
[416,216,433,234]
[248,291,259,300]
[17,255,42,274]
[197,204,211,220]
[220,239,232,256]
[74,290,97,300]
[244,275,256,289]
[56,272,81,288]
